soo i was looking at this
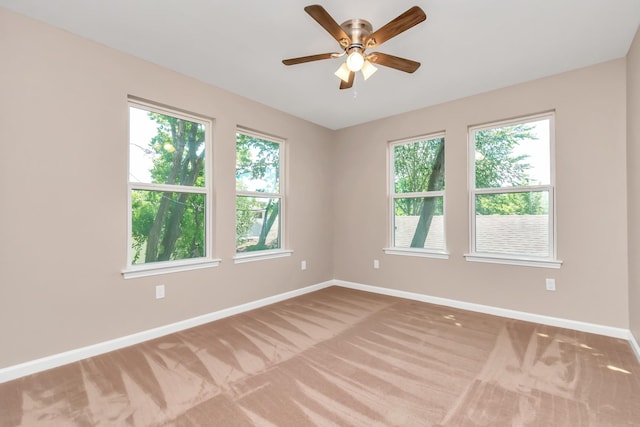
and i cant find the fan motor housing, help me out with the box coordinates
[340,19,372,45]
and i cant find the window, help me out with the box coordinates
[467,112,561,268]
[234,130,290,263]
[385,133,447,258]
[124,100,218,278]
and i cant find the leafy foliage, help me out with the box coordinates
[235,133,281,252]
[474,124,543,215]
[476,192,547,216]
[236,133,279,192]
[235,195,257,248]
[475,126,530,188]
[394,137,445,216]
[392,138,445,248]
[393,124,543,248]
[130,111,206,264]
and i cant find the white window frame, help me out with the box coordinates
[384,132,449,259]
[123,99,219,279]
[465,112,562,269]
[233,128,291,264]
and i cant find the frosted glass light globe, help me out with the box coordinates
[346,51,365,72]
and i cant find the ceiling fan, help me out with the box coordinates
[282,5,427,90]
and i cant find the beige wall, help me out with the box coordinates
[0,9,335,368]
[333,59,630,328]
[628,25,640,344]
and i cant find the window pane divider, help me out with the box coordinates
[474,185,551,195]
[393,190,445,198]
[130,182,206,193]
[236,190,282,198]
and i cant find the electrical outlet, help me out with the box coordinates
[374,259,380,269]
[301,260,307,270]
[156,284,165,299]
[545,278,556,291]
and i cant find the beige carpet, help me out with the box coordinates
[1,286,639,426]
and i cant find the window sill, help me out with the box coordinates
[383,247,449,259]
[233,249,293,264]
[464,253,563,269]
[122,258,221,279]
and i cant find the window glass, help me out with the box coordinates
[470,114,555,261]
[131,190,206,264]
[129,106,206,187]
[390,135,445,251]
[236,134,280,193]
[128,103,210,266]
[236,131,283,253]
[393,196,444,249]
[394,137,445,193]
[236,196,281,252]
[474,191,550,257]
[475,119,550,189]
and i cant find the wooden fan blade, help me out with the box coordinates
[304,5,351,47]
[282,53,336,65]
[368,52,420,73]
[365,6,426,49]
[339,71,355,89]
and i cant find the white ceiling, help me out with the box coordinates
[2,1,639,129]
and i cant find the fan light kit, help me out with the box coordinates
[283,5,427,89]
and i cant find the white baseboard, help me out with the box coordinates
[0,281,334,384]
[333,280,632,340]
[630,331,640,362]
[2,278,637,383]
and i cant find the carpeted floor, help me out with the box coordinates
[1,286,639,426]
